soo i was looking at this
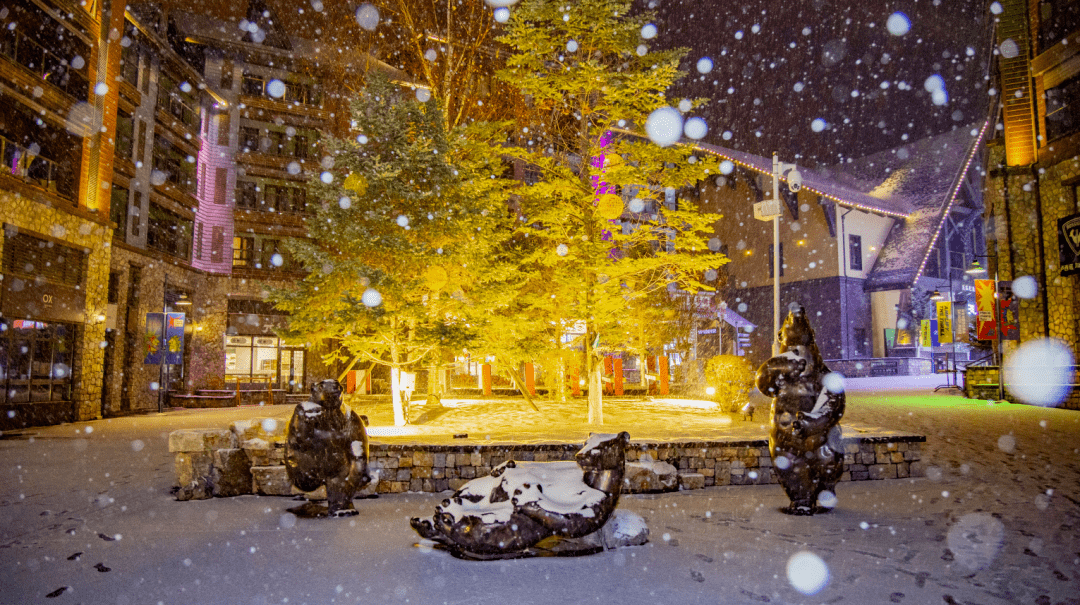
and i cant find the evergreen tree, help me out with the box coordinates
[496,0,728,423]
[272,74,513,425]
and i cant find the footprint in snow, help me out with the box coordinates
[690,570,704,583]
[45,587,71,598]
[94,563,110,572]
[889,592,905,603]
[67,552,82,561]
[97,533,116,542]
[695,554,714,563]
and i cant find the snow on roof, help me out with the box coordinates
[693,123,987,291]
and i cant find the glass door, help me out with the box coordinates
[279,348,305,393]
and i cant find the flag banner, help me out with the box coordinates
[144,313,164,365]
[165,313,185,365]
[936,301,953,344]
[955,303,969,343]
[1000,293,1020,341]
[920,319,932,348]
[974,279,996,340]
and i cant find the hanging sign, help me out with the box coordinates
[144,312,164,364]
[919,319,932,348]
[974,279,996,340]
[165,313,185,365]
[936,301,952,344]
[1058,212,1080,277]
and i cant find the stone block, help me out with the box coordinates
[212,448,253,497]
[396,469,411,481]
[169,429,237,453]
[433,453,446,468]
[469,452,483,466]
[382,456,399,469]
[399,456,413,468]
[868,464,896,480]
[449,478,469,491]
[242,439,285,467]
[413,451,434,467]
[251,465,293,496]
[412,466,432,479]
[890,452,904,464]
[896,462,910,479]
[410,479,423,492]
[909,461,926,477]
[231,418,288,444]
[851,470,869,481]
[622,460,679,493]
[174,452,214,501]
[432,468,444,480]
[678,472,705,490]
[444,454,456,467]
[461,466,476,479]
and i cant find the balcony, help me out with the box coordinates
[0,135,76,201]
[0,29,89,102]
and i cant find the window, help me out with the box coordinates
[853,328,867,357]
[849,234,863,271]
[156,73,198,128]
[768,243,785,278]
[115,112,134,162]
[260,239,290,270]
[241,73,265,96]
[109,184,128,234]
[146,203,192,259]
[214,167,228,205]
[151,135,195,193]
[211,226,224,263]
[1045,74,1080,143]
[293,134,308,159]
[2,229,86,286]
[0,319,76,405]
[233,236,254,266]
[239,126,260,153]
[194,222,203,260]
[237,181,258,209]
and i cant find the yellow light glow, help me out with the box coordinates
[705,386,716,396]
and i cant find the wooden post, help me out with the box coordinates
[482,364,492,396]
[603,356,613,395]
[659,355,669,395]
[235,378,241,406]
[524,362,536,396]
[346,370,356,394]
[571,366,581,396]
[647,356,657,395]
[613,358,623,396]
[267,381,274,406]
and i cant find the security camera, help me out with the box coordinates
[787,169,803,193]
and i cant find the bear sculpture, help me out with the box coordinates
[284,379,370,517]
[411,432,631,559]
[756,306,845,515]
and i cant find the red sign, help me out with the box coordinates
[974,279,1019,341]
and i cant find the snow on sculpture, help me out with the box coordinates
[756,306,846,515]
[284,379,371,517]
[410,432,632,559]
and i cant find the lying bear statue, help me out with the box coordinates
[284,379,370,517]
[411,432,631,559]
[756,305,845,515]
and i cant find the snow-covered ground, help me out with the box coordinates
[1,379,1077,604]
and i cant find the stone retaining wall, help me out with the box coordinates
[169,419,925,500]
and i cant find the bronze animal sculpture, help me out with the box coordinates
[284,379,370,517]
[410,432,631,559]
[756,306,845,515]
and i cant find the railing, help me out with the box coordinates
[0,28,89,101]
[0,135,75,200]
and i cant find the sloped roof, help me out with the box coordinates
[691,122,988,291]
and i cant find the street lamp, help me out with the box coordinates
[753,153,802,355]
[966,258,1005,401]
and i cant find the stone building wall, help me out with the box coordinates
[0,191,113,422]
[984,143,1080,364]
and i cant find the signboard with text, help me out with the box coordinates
[974,279,1019,341]
[1059,212,1080,277]
[936,301,953,344]
[145,313,185,364]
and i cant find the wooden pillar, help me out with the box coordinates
[647,356,657,395]
[613,358,623,396]
[603,357,613,395]
[524,362,536,396]
[346,370,356,394]
[659,355,669,395]
[570,366,581,396]
[482,364,492,396]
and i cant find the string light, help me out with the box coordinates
[911,118,991,285]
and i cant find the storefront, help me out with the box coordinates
[224,334,305,391]
[1,228,88,427]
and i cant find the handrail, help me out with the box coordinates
[0,135,75,200]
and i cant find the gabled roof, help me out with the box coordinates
[690,121,989,291]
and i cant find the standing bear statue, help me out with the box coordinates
[755,306,845,515]
[284,379,371,517]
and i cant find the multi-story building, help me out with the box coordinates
[981,0,1080,365]
[1,0,403,428]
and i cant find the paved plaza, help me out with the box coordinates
[1,376,1078,604]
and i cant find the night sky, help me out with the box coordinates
[644,0,994,166]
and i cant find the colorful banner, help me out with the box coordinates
[165,313,185,365]
[936,301,953,344]
[999,293,1019,341]
[1059,212,1080,277]
[974,279,996,340]
[955,304,969,343]
[920,319,932,348]
[144,312,164,364]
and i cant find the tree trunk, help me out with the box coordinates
[585,330,603,425]
[390,365,405,426]
[501,362,540,411]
